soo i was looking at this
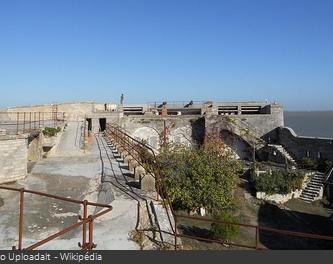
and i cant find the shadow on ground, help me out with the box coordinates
[258,202,333,249]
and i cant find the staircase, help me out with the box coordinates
[268,144,297,168]
[230,117,267,149]
[300,172,326,203]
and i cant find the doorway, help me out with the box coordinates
[86,118,92,132]
[99,118,106,132]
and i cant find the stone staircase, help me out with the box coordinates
[268,144,297,168]
[300,172,326,203]
[231,117,267,149]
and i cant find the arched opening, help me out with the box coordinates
[132,127,160,149]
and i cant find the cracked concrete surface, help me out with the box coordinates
[0,121,142,250]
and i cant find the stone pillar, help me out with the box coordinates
[135,166,146,181]
[128,159,139,172]
[141,173,156,191]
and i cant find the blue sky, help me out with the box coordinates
[0,0,332,110]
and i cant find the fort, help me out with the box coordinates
[0,100,333,250]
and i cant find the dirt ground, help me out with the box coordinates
[177,177,333,250]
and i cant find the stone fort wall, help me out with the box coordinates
[0,137,27,184]
[264,127,333,161]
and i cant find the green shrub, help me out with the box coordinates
[317,159,332,173]
[301,158,332,173]
[43,127,61,137]
[250,169,305,195]
[301,158,318,170]
[158,137,241,215]
[210,211,240,241]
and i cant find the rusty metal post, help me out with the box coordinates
[88,215,96,250]
[82,200,88,248]
[88,216,93,247]
[16,112,19,134]
[18,188,24,250]
[29,112,31,132]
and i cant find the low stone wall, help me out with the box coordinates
[255,172,312,204]
[0,137,27,184]
[27,133,43,161]
[256,190,302,204]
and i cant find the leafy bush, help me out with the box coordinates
[301,158,332,173]
[43,127,61,137]
[317,159,332,173]
[301,157,317,170]
[250,169,305,195]
[210,211,240,241]
[157,137,241,215]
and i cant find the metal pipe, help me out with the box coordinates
[88,215,95,249]
[0,186,112,208]
[16,112,19,134]
[82,200,88,248]
[18,188,24,250]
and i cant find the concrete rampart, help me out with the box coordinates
[0,137,28,184]
[7,102,95,121]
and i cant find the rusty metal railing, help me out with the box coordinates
[105,123,159,195]
[171,213,333,250]
[105,123,175,237]
[0,186,112,250]
[105,123,333,250]
[0,111,65,135]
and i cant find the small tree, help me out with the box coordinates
[157,136,241,215]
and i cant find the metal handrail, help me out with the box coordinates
[0,111,66,135]
[104,124,177,235]
[324,166,333,183]
[0,186,112,250]
[105,124,157,168]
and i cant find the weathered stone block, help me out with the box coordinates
[141,173,156,191]
[128,160,139,172]
[134,165,146,181]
